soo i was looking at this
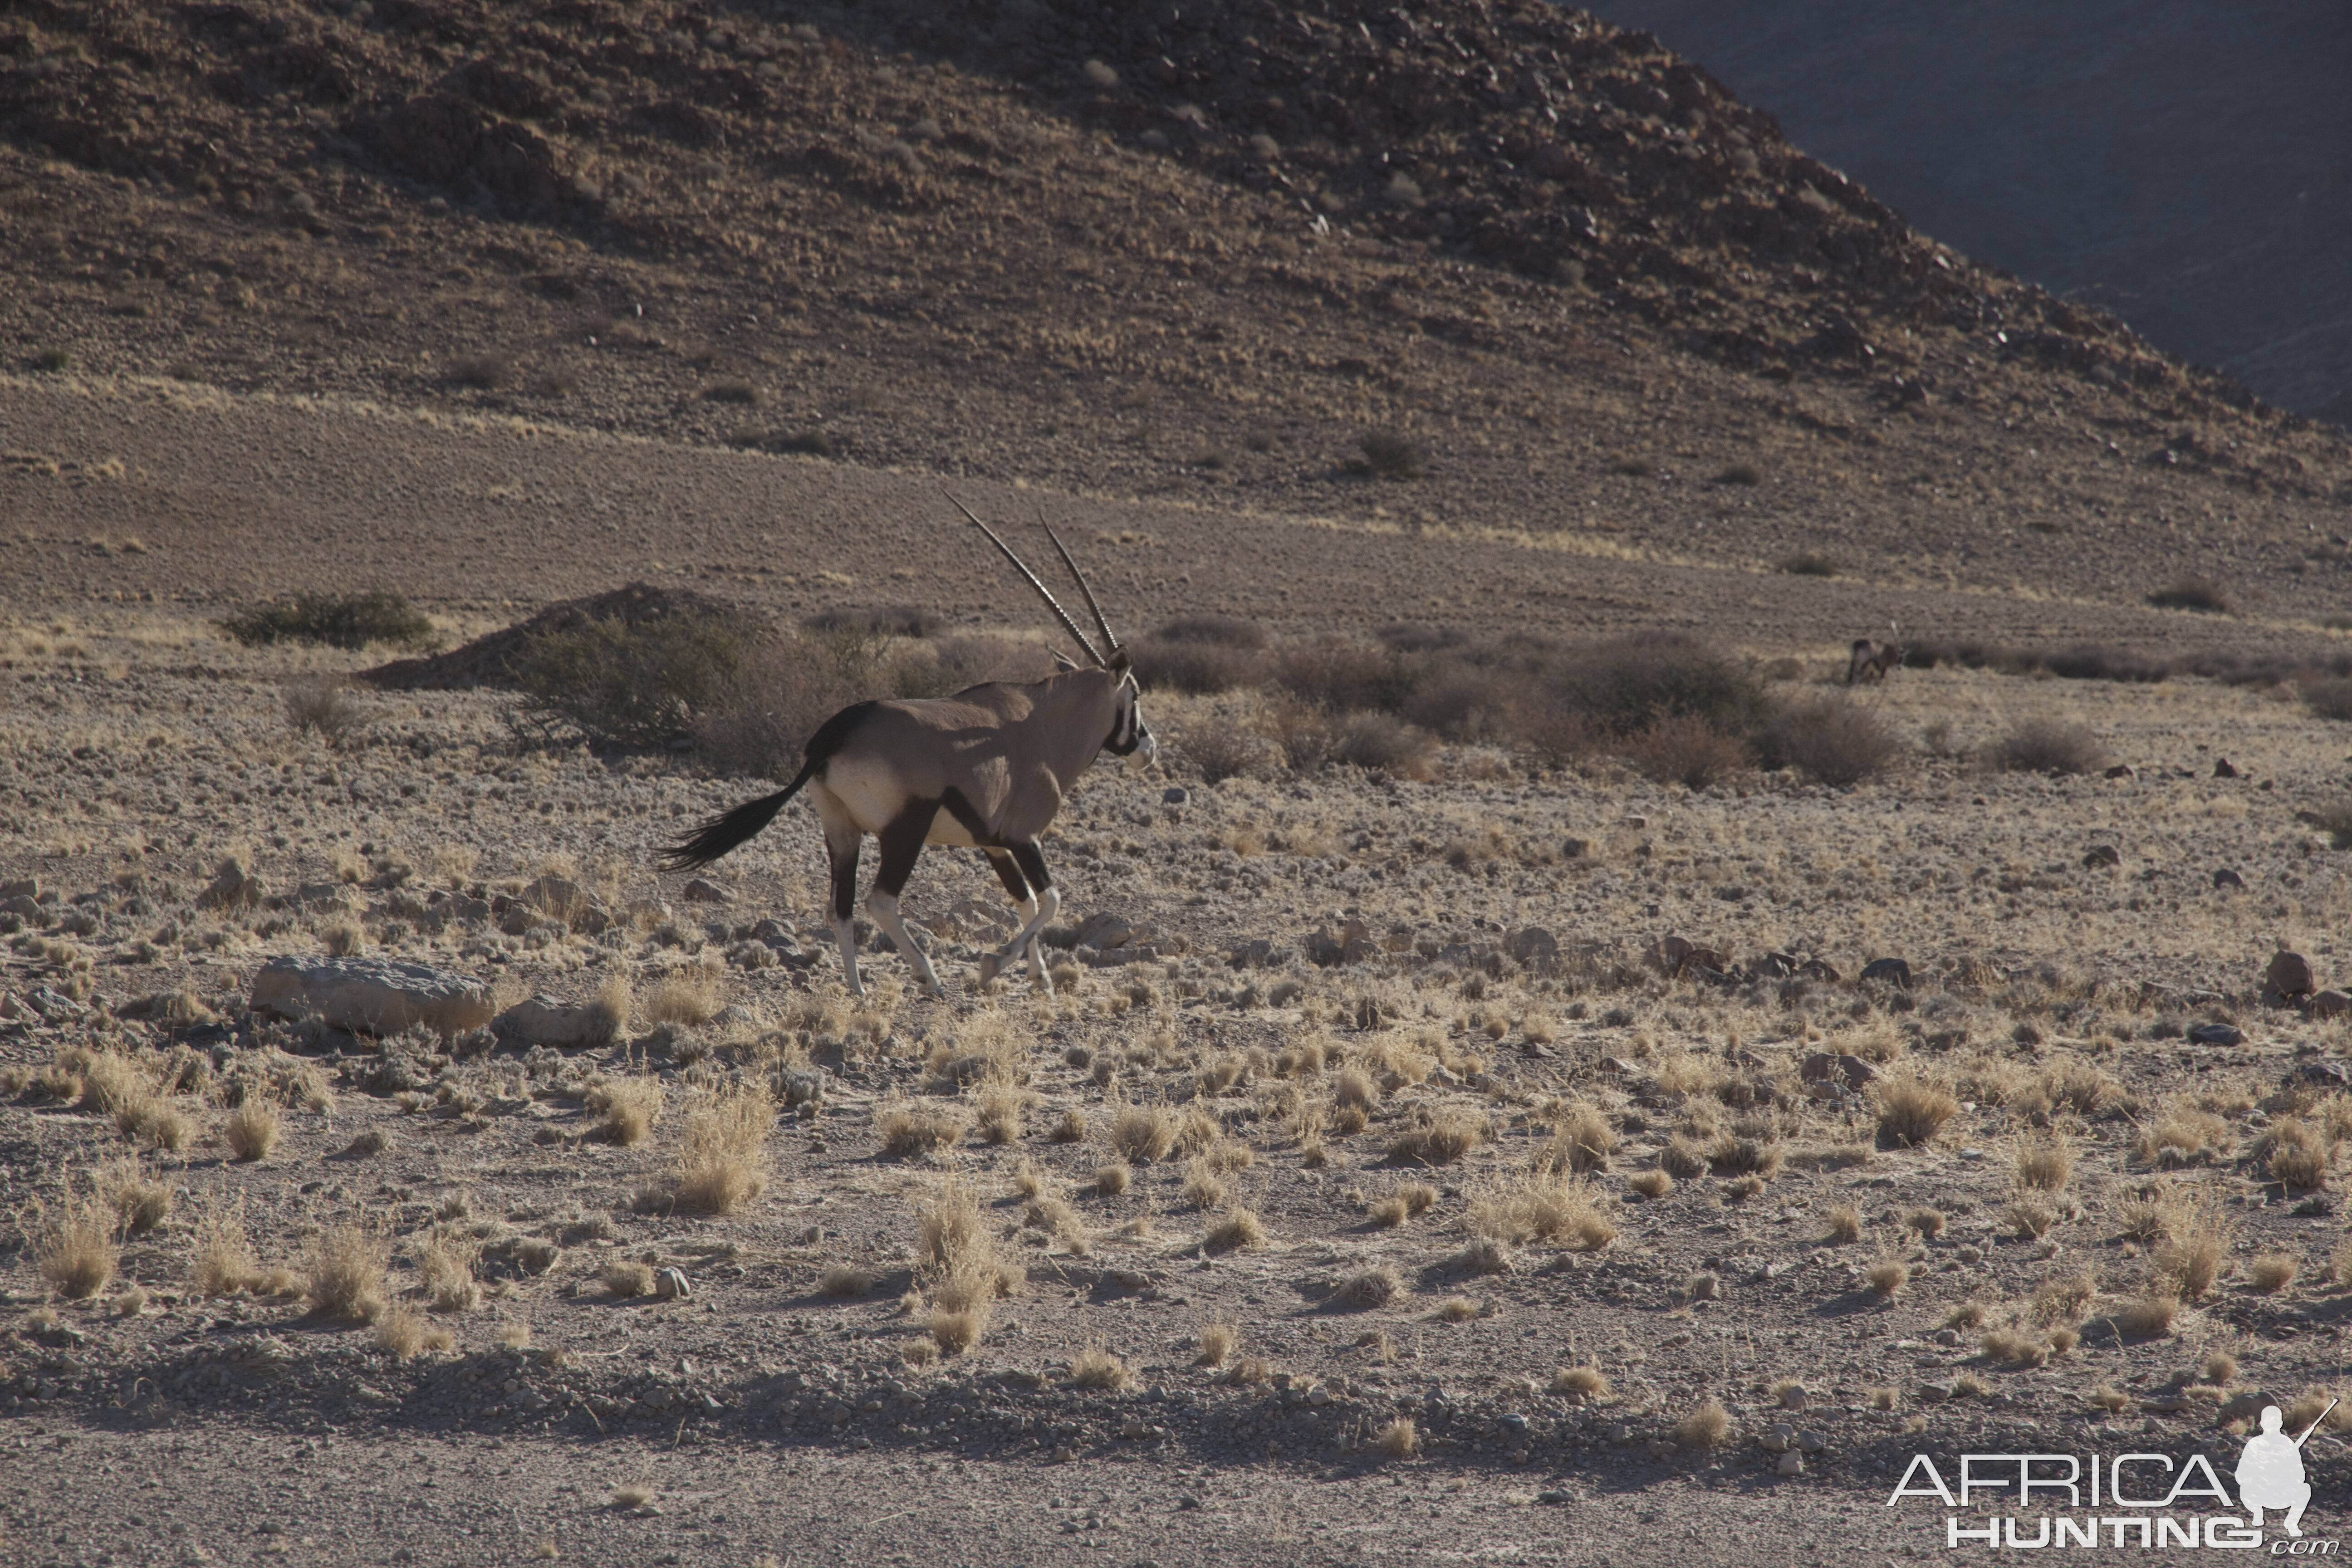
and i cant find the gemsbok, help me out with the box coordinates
[1845,628,1902,686]
[661,497,1155,997]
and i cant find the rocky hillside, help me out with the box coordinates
[3,0,2347,577]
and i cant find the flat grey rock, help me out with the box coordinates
[251,956,493,1038]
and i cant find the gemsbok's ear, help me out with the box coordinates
[1051,650,1079,673]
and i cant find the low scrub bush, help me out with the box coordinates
[1622,714,1752,789]
[221,591,436,651]
[516,605,758,750]
[2147,578,2230,613]
[1989,719,2108,776]
[1752,698,1901,786]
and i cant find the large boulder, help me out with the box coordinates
[494,993,622,1049]
[251,956,493,1038]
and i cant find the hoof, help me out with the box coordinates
[975,953,1002,985]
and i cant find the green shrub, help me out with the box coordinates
[514,608,757,750]
[220,591,437,651]
[1754,698,1901,786]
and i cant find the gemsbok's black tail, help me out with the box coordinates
[660,768,811,871]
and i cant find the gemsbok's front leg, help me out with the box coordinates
[976,840,1059,994]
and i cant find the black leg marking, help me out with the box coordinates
[985,848,1030,902]
[1009,839,1052,893]
[828,839,860,922]
[940,787,992,844]
[874,800,938,899]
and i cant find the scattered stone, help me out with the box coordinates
[1161,786,1189,806]
[1800,1053,1880,1091]
[774,1068,828,1107]
[1778,1384,1809,1411]
[2213,758,2240,779]
[2315,992,2352,1022]
[0,895,42,921]
[2213,868,2246,890]
[2187,1022,2244,1048]
[2267,951,2317,998]
[681,878,729,904]
[2082,844,2122,869]
[1074,911,1136,950]
[1560,837,1590,858]
[2288,1059,2352,1089]
[1797,1430,1826,1454]
[251,956,494,1038]
[1918,1381,1955,1403]
[515,875,611,933]
[652,1266,691,1300]
[1859,957,1912,989]
[2219,1390,2273,1423]
[1762,1422,1794,1452]
[1775,1449,1804,1477]
[2104,763,2135,779]
[1798,958,1841,983]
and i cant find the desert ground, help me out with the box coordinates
[9,0,2352,1563]
[8,381,2352,1567]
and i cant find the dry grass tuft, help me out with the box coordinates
[818,1263,871,1297]
[1387,1107,1488,1166]
[1873,1074,1960,1147]
[1373,1416,1421,1459]
[1546,1102,1617,1172]
[2152,1200,2233,1301]
[305,1223,389,1322]
[1677,1399,1731,1449]
[588,1076,663,1147]
[1905,1207,1945,1240]
[643,970,725,1027]
[1468,1165,1617,1250]
[1825,1205,1863,1243]
[672,1087,773,1214]
[1866,1258,1910,1295]
[1334,1267,1401,1308]
[1093,1160,1132,1197]
[30,1178,120,1299]
[2106,1294,2180,1338]
[225,1098,281,1161]
[2135,1100,2233,1166]
[1180,1161,1228,1211]
[2090,1384,2133,1414]
[96,1155,172,1234]
[1110,1102,1179,1162]
[1981,1327,2051,1367]
[1196,1322,1239,1365]
[376,1306,455,1359]
[2014,1132,2075,1191]
[1436,1294,1482,1322]
[412,1227,482,1312]
[1204,1207,1268,1251]
[600,1260,656,1298]
[1628,1168,1675,1200]
[2249,1253,2301,1294]
[1659,1135,1707,1179]
[876,1099,968,1158]
[1552,1365,1612,1402]
[1068,1344,1131,1389]
[2205,1352,2239,1385]
[2033,1271,2098,1326]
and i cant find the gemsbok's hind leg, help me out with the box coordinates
[867,803,945,997]
[813,794,867,996]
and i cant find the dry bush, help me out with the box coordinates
[2090,1384,2133,1414]
[1866,1259,1910,1295]
[221,590,435,651]
[1196,1323,1239,1365]
[818,1263,871,1297]
[1629,1169,1675,1200]
[1872,1074,1960,1147]
[1387,1107,1487,1166]
[1093,1161,1132,1197]
[96,1155,172,1234]
[1436,1295,1481,1322]
[191,1200,285,1297]
[1905,1208,1945,1240]
[1204,1208,1268,1251]
[1181,1161,1227,1210]
[672,1088,773,1213]
[1552,1366,1612,1402]
[2008,1199,2060,1239]
[2135,1100,2232,1166]
[1943,1300,1989,1331]
[30,1177,120,1299]
[644,970,725,1028]
[588,1076,663,1147]
[1068,1345,1130,1390]
[377,1307,455,1359]
[2259,1118,2333,1190]
[225,1099,281,1161]
[1709,1134,1784,1180]
[2283,1390,2352,1436]
[1330,711,1437,778]
[1751,698,1901,786]
[1825,1205,1863,1243]
[1544,1102,1616,1173]
[1989,719,2108,776]
[1659,1136,1707,1179]
[2147,577,2230,613]
[1334,1267,1401,1308]
[916,1176,987,1271]
[2250,1253,2301,1294]
[1111,1102,1178,1163]
[1130,629,1269,696]
[2107,1294,2179,1338]
[1334,1066,1380,1111]
[1981,1327,2050,1367]
[976,1088,1025,1145]
[1049,1107,1088,1143]
[2014,1133,2074,1191]
[2153,1201,2233,1300]
[305,1223,389,1322]
[877,1099,968,1157]
[600,1261,655,1298]
[2205,1352,2240,1385]
[1372,1417,1421,1459]
[1677,1399,1730,1449]
[1468,1166,1616,1250]
[516,604,758,751]
[412,1228,482,1313]
[1621,714,1751,789]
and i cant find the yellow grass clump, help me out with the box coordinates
[1552,1366,1612,1402]
[225,1098,281,1161]
[1203,1207,1268,1251]
[2014,1132,2074,1191]
[1467,1165,1617,1251]
[305,1223,389,1322]
[377,1306,455,1358]
[1196,1323,1239,1365]
[1825,1205,1863,1243]
[1373,1417,1420,1459]
[1387,1107,1488,1166]
[1068,1345,1130,1389]
[671,1087,774,1214]
[1677,1399,1730,1449]
[1110,1102,1178,1162]
[600,1261,656,1298]
[876,1099,968,1157]
[588,1075,663,1147]
[1872,1074,1960,1147]
[31,1177,121,1299]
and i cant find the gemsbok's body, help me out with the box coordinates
[1845,637,1901,686]
[662,500,1154,996]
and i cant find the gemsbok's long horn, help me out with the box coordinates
[1038,512,1122,661]
[946,492,1106,667]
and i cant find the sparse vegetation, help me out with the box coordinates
[221,591,436,651]
[1989,718,2109,776]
